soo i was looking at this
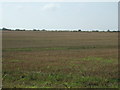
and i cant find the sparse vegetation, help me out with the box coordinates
[2,31,118,88]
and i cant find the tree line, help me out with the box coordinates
[1,27,119,32]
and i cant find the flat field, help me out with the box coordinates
[2,31,118,88]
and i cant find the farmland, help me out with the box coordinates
[2,31,118,88]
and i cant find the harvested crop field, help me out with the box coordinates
[2,31,118,88]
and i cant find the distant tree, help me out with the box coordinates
[2,28,12,31]
[2,27,11,31]
[33,29,37,31]
[78,29,82,32]
[107,29,110,32]
[15,29,20,31]
[112,31,117,32]
[92,30,99,32]
[41,29,46,31]
[15,29,26,31]
[73,30,77,32]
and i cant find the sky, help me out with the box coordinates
[0,2,118,31]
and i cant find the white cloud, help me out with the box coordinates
[42,3,60,11]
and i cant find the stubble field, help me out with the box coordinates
[2,31,118,88]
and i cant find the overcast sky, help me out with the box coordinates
[1,2,118,31]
